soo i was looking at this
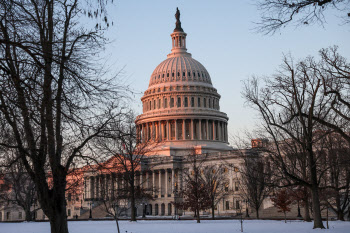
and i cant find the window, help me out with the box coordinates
[177,120,183,139]
[198,72,200,77]
[234,167,239,172]
[164,98,168,108]
[198,97,201,107]
[225,183,229,192]
[170,98,174,108]
[204,98,206,108]
[235,182,239,191]
[188,72,191,76]
[154,100,156,109]
[183,72,185,76]
[18,212,22,219]
[209,98,212,108]
[191,97,194,107]
[184,97,188,107]
[158,99,161,109]
[7,212,10,220]
[185,120,190,139]
[170,121,175,140]
[68,209,71,217]
[167,73,169,77]
[177,97,181,107]
[178,72,180,76]
[236,200,240,210]
[225,201,230,210]
[172,72,174,77]
[149,101,152,110]
[68,193,72,201]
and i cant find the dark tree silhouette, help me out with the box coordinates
[0,1,122,233]
[256,0,350,34]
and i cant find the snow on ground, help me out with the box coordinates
[0,220,349,233]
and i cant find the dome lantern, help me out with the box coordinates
[168,8,189,58]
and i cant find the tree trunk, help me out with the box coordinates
[196,209,200,223]
[255,207,259,219]
[211,203,215,220]
[115,217,120,233]
[310,185,325,229]
[130,177,136,221]
[25,208,32,222]
[49,208,69,233]
[338,211,344,221]
[303,193,311,222]
[284,212,287,223]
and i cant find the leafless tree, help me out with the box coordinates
[0,1,124,232]
[202,164,228,219]
[175,149,211,223]
[0,155,37,221]
[93,111,160,222]
[256,0,350,34]
[239,155,270,219]
[242,52,339,228]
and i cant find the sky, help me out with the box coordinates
[101,0,350,140]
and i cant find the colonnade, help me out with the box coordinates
[137,119,228,142]
[84,168,182,201]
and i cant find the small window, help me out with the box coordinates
[191,97,195,107]
[178,72,180,76]
[158,99,161,108]
[236,200,240,210]
[226,201,230,210]
[209,99,212,108]
[167,73,169,77]
[177,97,181,107]
[184,97,188,107]
[198,72,200,77]
[172,73,174,77]
[204,98,207,108]
[154,100,156,109]
[183,72,185,76]
[193,72,196,77]
[225,184,229,192]
[198,98,201,107]
[164,98,168,108]
[188,72,191,76]
[170,98,174,108]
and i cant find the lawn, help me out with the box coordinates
[0,220,349,233]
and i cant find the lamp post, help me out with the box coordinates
[173,189,178,220]
[89,201,92,219]
[297,200,301,218]
[245,200,249,218]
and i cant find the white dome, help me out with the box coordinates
[149,55,212,87]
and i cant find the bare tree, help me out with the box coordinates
[202,164,228,219]
[0,1,123,232]
[256,0,350,34]
[175,150,211,223]
[93,111,160,221]
[0,157,37,221]
[242,52,338,228]
[239,155,270,219]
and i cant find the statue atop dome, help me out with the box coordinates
[174,7,184,32]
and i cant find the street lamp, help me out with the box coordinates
[245,200,249,218]
[89,201,92,219]
[297,200,301,218]
[173,189,179,220]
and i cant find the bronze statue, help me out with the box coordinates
[174,7,183,32]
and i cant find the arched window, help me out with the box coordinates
[164,98,168,108]
[184,97,188,107]
[177,97,181,107]
[198,97,201,107]
[209,98,212,108]
[191,97,195,107]
[154,100,156,109]
[168,204,172,215]
[204,98,207,108]
[149,101,152,110]
[170,98,174,108]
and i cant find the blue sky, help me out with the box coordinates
[102,0,350,140]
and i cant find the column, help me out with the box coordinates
[146,172,150,190]
[213,120,216,141]
[141,124,144,142]
[191,119,194,140]
[152,171,155,196]
[175,120,178,140]
[206,120,209,140]
[225,123,228,142]
[158,121,162,141]
[140,172,143,189]
[152,122,155,140]
[199,120,202,140]
[166,120,170,140]
[159,170,162,196]
[171,169,175,196]
[182,119,186,140]
[165,169,168,196]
